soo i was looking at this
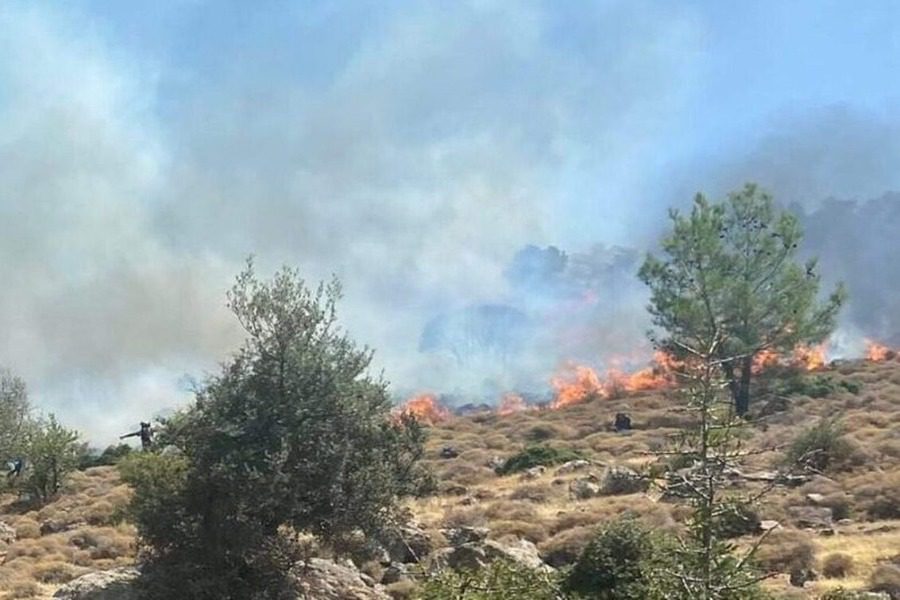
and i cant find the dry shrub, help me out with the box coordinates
[521,423,579,442]
[754,529,816,577]
[821,552,854,579]
[385,579,418,599]
[438,463,493,486]
[482,501,537,522]
[870,563,900,598]
[508,483,557,504]
[852,471,900,520]
[68,526,133,560]
[537,525,595,567]
[83,500,116,526]
[13,520,40,540]
[5,581,41,598]
[30,561,80,584]
[483,434,511,451]
[489,519,548,543]
[550,512,601,536]
[441,507,488,529]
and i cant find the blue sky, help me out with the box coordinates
[1,1,899,443]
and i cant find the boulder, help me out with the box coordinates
[379,523,433,564]
[520,466,546,480]
[439,446,460,459]
[482,539,551,572]
[555,459,591,475]
[788,506,834,530]
[294,558,390,600]
[41,519,81,536]
[443,526,489,546]
[53,567,140,600]
[569,478,601,500]
[0,522,16,545]
[805,493,826,505]
[758,520,782,533]
[380,563,409,585]
[429,538,553,574]
[600,466,649,495]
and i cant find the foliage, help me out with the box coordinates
[418,559,564,600]
[495,445,585,476]
[0,369,33,464]
[118,452,190,556]
[563,518,667,600]
[77,443,133,470]
[124,259,429,599]
[638,183,845,414]
[24,414,80,503]
[784,418,853,472]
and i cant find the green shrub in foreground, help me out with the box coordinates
[418,560,563,600]
[495,445,585,475]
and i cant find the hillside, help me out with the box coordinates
[0,356,898,599]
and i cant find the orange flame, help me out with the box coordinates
[550,364,604,409]
[865,340,893,362]
[550,352,676,410]
[497,393,528,416]
[395,393,450,426]
[792,343,827,371]
[751,348,780,374]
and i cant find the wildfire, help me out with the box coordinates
[394,393,450,426]
[497,393,528,416]
[751,348,780,374]
[550,352,676,410]
[792,343,827,371]
[864,339,892,362]
[551,364,604,409]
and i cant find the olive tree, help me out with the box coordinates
[639,183,845,415]
[122,259,429,599]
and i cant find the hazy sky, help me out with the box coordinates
[2,1,900,444]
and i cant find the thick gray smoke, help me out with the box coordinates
[2,4,899,444]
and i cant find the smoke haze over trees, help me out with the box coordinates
[1,2,900,442]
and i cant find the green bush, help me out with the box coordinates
[24,414,80,503]
[563,518,665,600]
[784,418,853,472]
[77,443,133,470]
[495,445,585,476]
[418,560,562,600]
[121,261,430,599]
[716,501,760,539]
[776,375,837,398]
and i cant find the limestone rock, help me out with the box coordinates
[379,523,433,564]
[53,567,140,600]
[294,559,390,600]
[443,526,489,547]
[569,478,601,500]
[0,522,16,545]
[555,460,591,475]
[600,466,648,495]
[788,505,833,530]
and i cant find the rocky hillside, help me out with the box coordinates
[0,356,899,599]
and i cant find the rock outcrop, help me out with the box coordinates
[53,567,140,600]
[294,559,389,600]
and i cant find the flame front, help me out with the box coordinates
[865,339,892,362]
[792,343,827,371]
[550,352,675,409]
[395,393,450,425]
[551,364,604,409]
[497,393,528,416]
[751,348,780,374]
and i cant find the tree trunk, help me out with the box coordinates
[734,356,753,416]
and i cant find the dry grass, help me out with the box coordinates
[0,467,136,599]
[0,358,897,597]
